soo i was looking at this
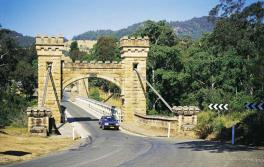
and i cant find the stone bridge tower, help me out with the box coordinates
[36,36,64,122]
[120,37,149,122]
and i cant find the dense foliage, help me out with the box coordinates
[0,28,37,127]
[92,36,121,62]
[131,0,263,145]
[79,1,263,119]
[131,1,264,114]
[69,41,86,61]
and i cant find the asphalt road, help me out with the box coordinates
[4,101,264,167]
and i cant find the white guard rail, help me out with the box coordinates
[74,97,123,121]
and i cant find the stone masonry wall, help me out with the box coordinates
[120,36,149,122]
[134,113,197,135]
[134,113,179,135]
[36,35,64,123]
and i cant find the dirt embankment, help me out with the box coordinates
[0,127,77,165]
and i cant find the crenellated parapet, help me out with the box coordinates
[172,106,200,131]
[36,35,64,45]
[26,107,51,136]
[172,106,200,116]
[64,61,122,69]
[120,36,149,58]
[35,35,64,56]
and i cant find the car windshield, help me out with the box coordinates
[104,116,116,121]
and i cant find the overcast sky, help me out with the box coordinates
[0,0,258,39]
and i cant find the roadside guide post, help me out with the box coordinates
[72,122,75,140]
[232,125,235,145]
[167,122,171,138]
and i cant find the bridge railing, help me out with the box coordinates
[74,97,123,121]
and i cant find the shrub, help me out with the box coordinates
[88,88,103,101]
[9,111,27,128]
[213,116,226,134]
[214,115,236,141]
[0,91,29,128]
[147,109,159,115]
[236,111,264,145]
[194,111,216,139]
[195,110,264,146]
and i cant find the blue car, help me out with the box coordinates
[99,116,120,130]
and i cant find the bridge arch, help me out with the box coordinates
[36,35,149,123]
[63,74,122,91]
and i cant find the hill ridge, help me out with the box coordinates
[73,16,214,40]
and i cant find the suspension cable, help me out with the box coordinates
[134,69,173,112]
[41,64,52,107]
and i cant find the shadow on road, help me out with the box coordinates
[175,141,258,153]
[0,151,31,156]
[67,117,99,123]
[61,104,99,123]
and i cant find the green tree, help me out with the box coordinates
[0,28,37,127]
[207,1,264,100]
[209,0,246,18]
[69,41,86,61]
[93,36,121,62]
[70,41,78,51]
[134,20,178,46]
[82,36,121,96]
[133,20,183,112]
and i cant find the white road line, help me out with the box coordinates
[70,148,122,167]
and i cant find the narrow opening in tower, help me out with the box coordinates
[46,62,52,70]
[133,63,138,70]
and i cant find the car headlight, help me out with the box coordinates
[115,123,119,126]
[104,123,109,125]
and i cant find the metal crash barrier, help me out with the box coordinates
[74,97,123,121]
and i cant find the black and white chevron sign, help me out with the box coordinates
[245,102,264,110]
[209,104,228,110]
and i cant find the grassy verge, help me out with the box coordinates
[0,127,77,165]
[89,87,122,108]
[195,110,264,146]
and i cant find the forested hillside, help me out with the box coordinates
[73,16,214,40]
[0,27,35,47]
[0,16,214,45]
[170,16,215,39]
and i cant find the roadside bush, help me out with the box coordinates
[214,115,236,141]
[88,87,103,101]
[195,110,264,146]
[236,111,264,145]
[9,111,27,128]
[194,111,216,139]
[0,90,29,128]
[213,116,226,134]
[147,109,159,115]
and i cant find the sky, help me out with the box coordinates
[0,0,259,39]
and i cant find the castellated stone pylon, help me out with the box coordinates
[36,35,64,123]
[120,36,149,122]
[35,35,149,124]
